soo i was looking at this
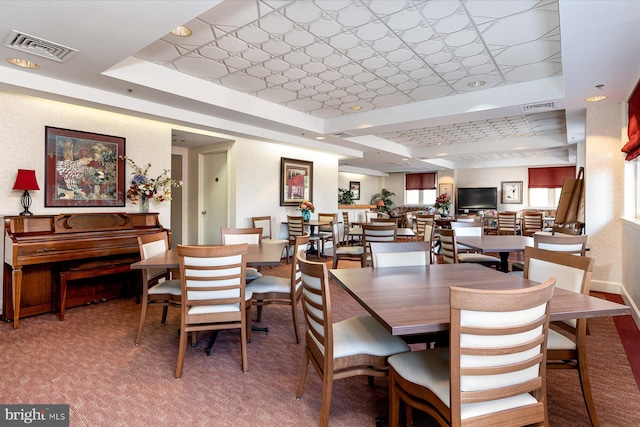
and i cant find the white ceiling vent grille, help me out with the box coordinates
[3,30,78,63]
[519,101,557,113]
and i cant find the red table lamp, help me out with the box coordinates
[13,169,40,216]
[377,199,385,212]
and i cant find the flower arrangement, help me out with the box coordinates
[434,193,451,211]
[126,158,182,204]
[298,200,315,213]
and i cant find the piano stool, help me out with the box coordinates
[57,255,141,321]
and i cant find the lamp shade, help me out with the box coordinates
[377,199,385,207]
[13,169,40,191]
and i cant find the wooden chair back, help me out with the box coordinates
[522,212,544,236]
[448,279,555,425]
[438,228,458,264]
[221,227,262,245]
[450,221,483,236]
[533,233,588,255]
[287,215,305,240]
[251,216,274,240]
[497,211,518,235]
[137,231,171,284]
[370,241,431,267]
[371,217,399,224]
[176,243,249,377]
[317,212,337,233]
[362,223,398,267]
[365,211,378,222]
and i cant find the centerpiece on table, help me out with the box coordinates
[434,193,451,218]
[298,200,315,222]
[126,158,182,213]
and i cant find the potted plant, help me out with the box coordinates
[338,188,355,205]
[370,189,395,213]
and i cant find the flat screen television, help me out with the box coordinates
[457,187,497,210]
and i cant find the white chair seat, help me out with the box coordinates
[263,238,288,245]
[547,329,576,350]
[188,290,253,314]
[148,279,181,296]
[331,315,410,359]
[246,275,300,294]
[246,267,262,281]
[458,253,500,263]
[336,246,364,256]
[389,348,539,421]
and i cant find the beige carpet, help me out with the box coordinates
[1,261,638,426]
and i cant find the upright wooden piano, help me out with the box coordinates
[3,212,169,328]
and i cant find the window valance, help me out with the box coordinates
[528,166,576,188]
[406,173,436,190]
[622,79,640,161]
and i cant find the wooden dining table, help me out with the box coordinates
[455,235,533,272]
[130,242,286,270]
[329,263,630,337]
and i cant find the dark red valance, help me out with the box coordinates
[406,173,436,190]
[528,166,576,188]
[622,79,640,161]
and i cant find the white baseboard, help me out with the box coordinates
[590,280,640,329]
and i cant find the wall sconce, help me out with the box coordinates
[12,169,40,216]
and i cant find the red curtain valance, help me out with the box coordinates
[622,79,640,161]
[406,173,436,190]
[528,166,576,188]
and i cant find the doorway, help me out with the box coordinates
[200,151,228,244]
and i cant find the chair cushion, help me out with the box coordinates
[263,238,288,245]
[246,275,296,294]
[336,246,364,256]
[188,290,252,315]
[458,253,500,263]
[332,315,410,359]
[547,329,576,350]
[148,279,181,296]
[389,348,539,420]
[246,267,262,281]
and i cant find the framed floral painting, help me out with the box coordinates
[45,126,126,207]
[280,157,313,206]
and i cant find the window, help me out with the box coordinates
[405,173,436,205]
[528,166,575,208]
[406,189,437,205]
[528,188,561,208]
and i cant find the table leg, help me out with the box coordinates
[499,252,510,273]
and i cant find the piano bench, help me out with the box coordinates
[58,256,140,321]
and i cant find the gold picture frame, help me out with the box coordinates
[280,157,313,206]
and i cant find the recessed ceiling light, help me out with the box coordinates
[315,136,325,140]
[349,105,363,110]
[585,95,607,102]
[401,158,408,161]
[467,80,485,87]
[7,58,38,69]
[171,25,192,37]
[514,133,524,137]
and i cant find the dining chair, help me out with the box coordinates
[175,243,250,378]
[312,212,337,257]
[534,232,588,255]
[287,214,320,260]
[497,211,518,235]
[371,217,399,225]
[365,210,378,222]
[438,228,500,269]
[388,278,556,427]
[252,215,290,264]
[522,211,544,236]
[134,231,182,345]
[245,234,309,343]
[362,223,398,267]
[369,241,431,267]
[295,253,410,427]
[220,227,263,281]
[449,221,484,254]
[524,246,598,426]
[330,221,365,268]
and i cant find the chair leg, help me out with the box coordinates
[246,305,252,343]
[319,370,334,427]
[296,349,310,399]
[175,326,188,378]
[578,354,599,426]
[291,299,301,344]
[241,316,249,373]
[389,370,401,427]
[135,295,148,345]
[161,306,169,325]
[256,303,263,322]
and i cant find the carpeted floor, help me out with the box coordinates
[1,258,639,426]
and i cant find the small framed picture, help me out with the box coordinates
[438,183,453,198]
[349,181,360,200]
[501,181,523,204]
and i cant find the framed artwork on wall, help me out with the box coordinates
[439,183,453,198]
[45,126,125,207]
[501,181,523,204]
[349,181,360,200]
[280,157,313,206]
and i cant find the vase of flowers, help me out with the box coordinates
[434,193,451,218]
[126,158,182,213]
[298,200,315,222]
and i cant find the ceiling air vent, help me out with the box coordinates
[519,101,557,113]
[3,30,78,63]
